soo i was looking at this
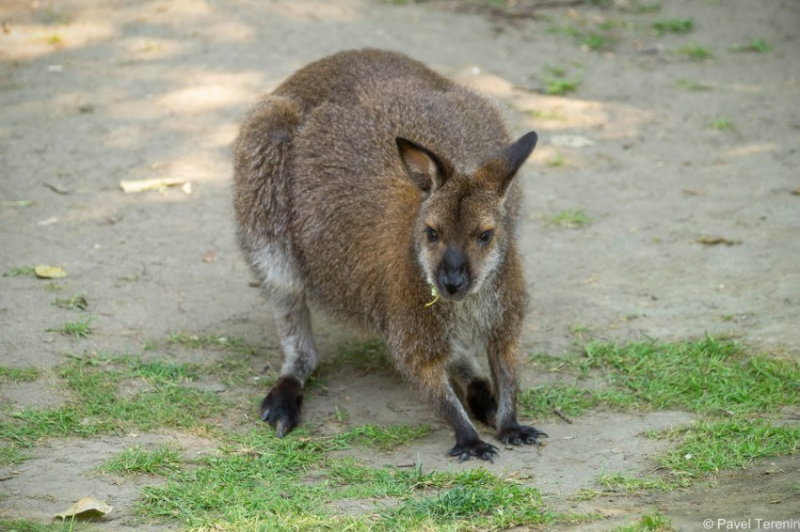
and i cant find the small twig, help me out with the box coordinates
[554,408,573,424]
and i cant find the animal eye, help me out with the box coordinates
[425,227,439,243]
[478,230,493,245]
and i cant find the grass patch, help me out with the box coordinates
[53,294,88,311]
[3,266,35,277]
[709,117,734,130]
[656,418,800,477]
[0,366,41,382]
[547,151,568,168]
[731,38,770,53]
[334,423,430,451]
[325,338,392,372]
[581,336,800,415]
[615,511,674,531]
[527,109,565,121]
[0,444,28,466]
[139,429,560,529]
[386,468,553,529]
[651,18,693,35]
[547,209,592,228]
[48,316,95,340]
[519,383,634,420]
[99,444,182,475]
[598,473,688,493]
[0,519,90,532]
[0,354,226,454]
[677,43,712,60]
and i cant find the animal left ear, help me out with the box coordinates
[477,131,538,196]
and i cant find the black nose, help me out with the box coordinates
[441,272,465,294]
[439,247,468,295]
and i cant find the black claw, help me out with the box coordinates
[497,424,548,447]
[259,376,303,437]
[447,440,498,462]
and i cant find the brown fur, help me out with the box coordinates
[233,49,546,461]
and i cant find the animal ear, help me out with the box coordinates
[478,131,538,196]
[396,137,448,193]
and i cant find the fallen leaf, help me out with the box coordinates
[696,237,741,246]
[54,497,112,520]
[202,250,217,263]
[120,177,187,193]
[34,265,67,279]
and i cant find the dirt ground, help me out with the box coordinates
[1,0,798,529]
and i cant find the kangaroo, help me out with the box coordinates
[233,49,545,461]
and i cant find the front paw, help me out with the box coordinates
[447,439,499,463]
[496,423,548,446]
[260,375,303,438]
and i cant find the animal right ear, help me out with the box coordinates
[396,137,448,193]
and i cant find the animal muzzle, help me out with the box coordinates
[437,248,470,300]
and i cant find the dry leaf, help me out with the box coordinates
[696,237,740,246]
[202,250,217,263]
[120,177,187,193]
[34,265,67,279]
[54,497,112,519]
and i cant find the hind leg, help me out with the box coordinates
[260,289,319,437]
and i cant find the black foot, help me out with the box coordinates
[260,375,303,438]
[447,439,499,463]
[496,423,548,446]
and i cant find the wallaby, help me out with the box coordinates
[233,49,545,461]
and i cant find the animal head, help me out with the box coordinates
[397,132,538,302]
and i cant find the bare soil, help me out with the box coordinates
[1,0,798,529]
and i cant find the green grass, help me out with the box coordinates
[521,336,800,492]
[543,65,581,96]
[322,338,393,374]
[0,366,41,382]
[547,151,568,168]
[0,354,226,457]
[0,444,28,466]
[99,444,182,475]
[598,473,689,493]
[580,336,800,415]
[527,109,565,121]
[0,519,91,532]
[731,38,770,53]
[547,209,592,228]
[3,266,35,277]
[519,383,634,420]
[141,445,557,530]
[620,1,661,13]
[546,18,618,52]
[656,418,800,477]
[615,511,674,531]
[677,43,713,60]
[334,423,430,451]
[674,78,711,91]
[53,294,88,311]
[709,117,734,130]
[49,316,95,340]
[652,18,693,35]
